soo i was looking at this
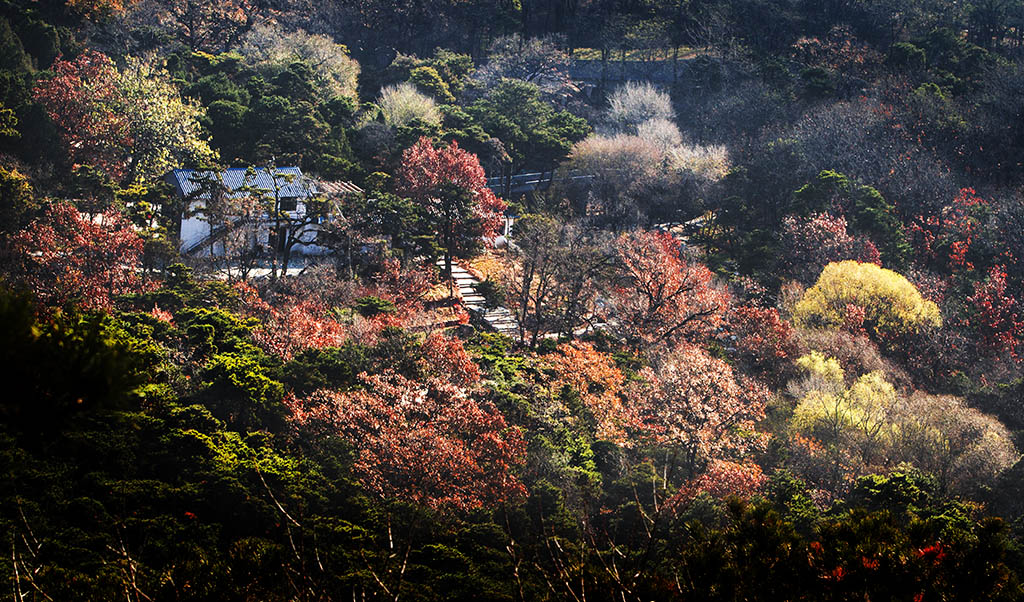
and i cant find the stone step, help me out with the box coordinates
[439,259,523,337]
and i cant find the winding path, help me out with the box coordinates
[439,259,520,338]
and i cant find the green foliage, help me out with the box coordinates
[0,101,16,139]
[178,306,258,356]
[277,343,370,396]
[353,295,397,317]
[800,66,834,99]
[0,164,35,232]
[0,17,29,73]
[465,78,589,171]
[343,191,428,259]
[125,263,238,312]
[466,331,522,388]
[846,469,938,515]
[36,53,218,184]
[168,50,358,178]
[385,48,473,99]
[474,278,506,310]
[0,290,145,433]
[409,65,455,103]
[201,353,285,431]
[917,27,993,93]
[792,170,910,267]
[889,42,926,71]
[767,470,820,531]
[188,71,250,105]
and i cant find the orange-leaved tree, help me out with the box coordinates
[630,344,770,480]
[548,341,629,443]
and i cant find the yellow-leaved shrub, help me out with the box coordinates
[793,261,940,339]
[787,351,1018,495]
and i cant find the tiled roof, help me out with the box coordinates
[317,180,364,196]
[167,167,314,199]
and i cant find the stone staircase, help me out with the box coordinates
[439,259,520,338]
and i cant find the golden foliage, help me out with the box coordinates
[793,261,941,339]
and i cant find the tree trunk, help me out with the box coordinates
[601,46,609,87]
[445,251,454,299]
[673,45,679,84]
[517,262,535,344]
[281,234,293,278]
[347,235,355,280]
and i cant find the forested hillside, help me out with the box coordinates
[3,1,1024,599]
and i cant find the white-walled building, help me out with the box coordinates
[165,167,329,257]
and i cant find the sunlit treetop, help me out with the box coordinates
[794,261,941,340]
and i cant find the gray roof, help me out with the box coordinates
[167,167,315,200]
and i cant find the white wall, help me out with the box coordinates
[180,212,214,254]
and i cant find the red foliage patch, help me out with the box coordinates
[287,372,526,512]
[7,202,143,311]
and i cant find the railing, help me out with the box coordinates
[486,172,596,196]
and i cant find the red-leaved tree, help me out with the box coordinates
[33,51,215,185]
[6,202,143,311]
[361,258,434,323]
[778,212,880,284]
[729,304,799,382]
[395,137,506,287]
[256,299,348,360]
[31,50,130,181]
[670,459,768,509]
[232,281,348,360]
[420,331,481,387]
[287,371,526,512]
[909,188,987,274]
[963,265,1024,358]
[234,261,440,358]
[606,231,729,349]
